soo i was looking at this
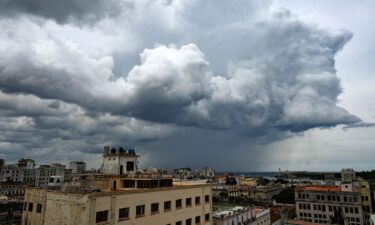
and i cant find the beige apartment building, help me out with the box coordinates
[22,176,212,225]
[22,147,213,225]
[295,186,363,225]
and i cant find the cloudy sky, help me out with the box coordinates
[0,0,374,171]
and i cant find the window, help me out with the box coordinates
[354,207,359,214]
[176,221,182,225]
[119,207,129,220]
[136,205,145,217]
[176,199,182,209]
[186,198,192,207]
[186,218,192,225]
[164,201,171,211]
[23,202,27,210]
[28,203,33,212]
[96,210,108,223]
[195,216,200,224]
[37,204,42,213]
[195,196,201,205]
[205,213,210,221]
[205,195,210,203]
[151,203,159,214]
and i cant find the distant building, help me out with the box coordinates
[341,169,356,183]
[0,164,25,182]
[0,181,29,198]
[35,165,71,187]
[213,206,256,225]
[69,161,86,174]
[18,159,36,169]
[102,146,139,175]
[295,185,364,224]
[285,219,325,225]
[270,205,289,225]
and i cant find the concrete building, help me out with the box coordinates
[0,164,25,182]
[102,146,139,175]
[22,175,212,225]
[22,147,213,225]
[69,161,86,174]
[18,159,36,169]
[341,169,356,183]
[213,206,256,225]
[295,185,363,225]
[0,181,30,198]
[254,208,271,225]
[35,165,71,187]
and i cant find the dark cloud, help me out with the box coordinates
[0,0,125,24]
[0,0,367,169]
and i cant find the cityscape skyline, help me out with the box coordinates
[0,0,374,172]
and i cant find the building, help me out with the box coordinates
[18,159,36,169]
[341,169,356,183]
[35,164,71,187]
[213,206,256,225]
[270,206,289,225]
[22,147,213,225]
[295,185,363,225]
[255,208,271,225]
[102,146,139,175]
[0,181,30,198]
[0,164,25,182]
[69,161,86,174]
[284,219,325,225]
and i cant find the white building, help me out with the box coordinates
[213,206,256,225]
[102,146,139,175]
[69,161,86,174]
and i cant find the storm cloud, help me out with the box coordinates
[0,0,366,168]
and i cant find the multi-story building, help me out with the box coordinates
[0,181,30,198]
[0,164,25,182]
[295,185,363,225]
[255,208,271,225]
[22,147,213,225]
[35,164,71,187]
[69,161,87,174]
[341,169,356,183]
[213,206,256,225]
[18,159,36,169]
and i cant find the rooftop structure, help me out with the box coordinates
[102,146,139,175]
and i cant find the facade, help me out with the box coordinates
[0,164,25,182]
[213,206,256,225]
[0,181,29,197]
[22,179,212,225]
[102,146,139,175]
[341,169,356,183]
[254,208,271,225]
[70,161,87,174]
[35,165,71,187]
[295,185,363,225]
[18,159,36,169]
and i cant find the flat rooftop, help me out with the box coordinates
[27,183,211,197]
[298,186,340,192]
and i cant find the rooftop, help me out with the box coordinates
[298,185,340,192]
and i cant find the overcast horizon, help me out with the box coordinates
[0,0,374,172]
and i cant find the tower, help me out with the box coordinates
[102,146,139,175]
